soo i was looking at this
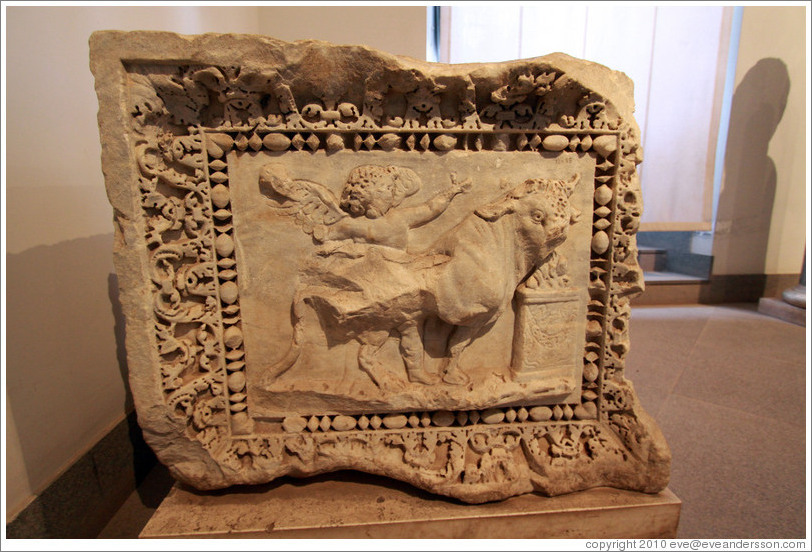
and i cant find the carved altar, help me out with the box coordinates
[91,31,669,504]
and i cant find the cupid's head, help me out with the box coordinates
[340,165,421,219]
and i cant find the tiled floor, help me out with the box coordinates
[100,303,808,539]
[626,304,806,538]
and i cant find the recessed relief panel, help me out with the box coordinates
[227,150,593,417]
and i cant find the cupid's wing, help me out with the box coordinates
[258,163,346,237]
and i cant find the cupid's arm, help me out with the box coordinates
[395,173,472,229]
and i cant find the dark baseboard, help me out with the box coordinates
[5,411,159,539]
[632,273,800,306]
[761,274,804,299]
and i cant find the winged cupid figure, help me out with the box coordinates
[258,164,472,388]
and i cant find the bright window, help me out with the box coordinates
[437,6,737,231]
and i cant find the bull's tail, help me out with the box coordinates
[266,295,308,383]
[267,337,302,380]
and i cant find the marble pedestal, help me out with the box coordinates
[141,472,681,539]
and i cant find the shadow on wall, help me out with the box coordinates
[5,233,157,537]
[713,58,790,276]
[108,272,166,508]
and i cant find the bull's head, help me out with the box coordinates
[476,174,581,264]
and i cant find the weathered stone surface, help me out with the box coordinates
[90,30,668,503]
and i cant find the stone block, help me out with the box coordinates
[90,31,668,503]
[141,475,682,539]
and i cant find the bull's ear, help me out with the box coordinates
[563,173,580,197]
[475,197,516,221]
[570,206,581,225]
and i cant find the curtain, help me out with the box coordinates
[441,6,734,231]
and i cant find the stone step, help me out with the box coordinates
[638,246,668,272]
[643,270,707,284]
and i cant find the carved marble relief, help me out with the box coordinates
[91,31,668,503]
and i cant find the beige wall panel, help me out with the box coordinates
[5,6,261,254]
[756,8,807,276]
[713,6,807,275]
[4,404,33,522]
[257,6,427,60]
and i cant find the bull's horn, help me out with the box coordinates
[563,173,580,196]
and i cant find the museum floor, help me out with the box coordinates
[98,303,807,539]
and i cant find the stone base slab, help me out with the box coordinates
[141,472,681,539]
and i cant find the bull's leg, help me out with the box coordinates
[357,330,391,388]
[442,325,478,385]
[398,320,438,385]
[266,293,309,382]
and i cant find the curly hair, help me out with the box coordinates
[340,165,421,218]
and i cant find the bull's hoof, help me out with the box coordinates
[442,369,470,386]
[407,370,440,385]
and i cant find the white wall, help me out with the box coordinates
[443,5,729,231]
[712,6,807,275]
[4,5,426,521]
[6,7,263,255]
